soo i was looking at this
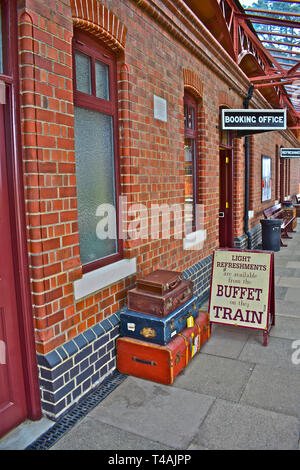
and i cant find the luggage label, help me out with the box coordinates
[190,334,200,357]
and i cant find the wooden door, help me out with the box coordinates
[219,148,233,248]
[0,102,27,438]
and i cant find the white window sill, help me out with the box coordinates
[74,257,137,300]
[183,229,207,251]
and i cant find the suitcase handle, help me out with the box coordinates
[178,310,193,323]
[180,287,192,303]
[132,356,157,366]
[166,278,180,291]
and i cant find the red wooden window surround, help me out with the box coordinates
[184,92,199,233]
[73,31,123,273]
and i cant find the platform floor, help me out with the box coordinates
[1,226,300,450]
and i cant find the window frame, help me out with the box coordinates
[0,2,3,74]
[73,30,123,274]
[261,154,272,203]
[184,92,199,233]
[0,0,10,77]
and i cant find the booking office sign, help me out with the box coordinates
[208,249,275,346]
[222,109,286,132]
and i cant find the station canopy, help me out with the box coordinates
[185,0,300,136]
[239,0,300,126]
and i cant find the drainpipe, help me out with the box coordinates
[243,84,254,249]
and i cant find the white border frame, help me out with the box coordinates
[222,108,287,131]
[280,148,300,158]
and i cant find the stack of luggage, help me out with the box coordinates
[116,269,210,385]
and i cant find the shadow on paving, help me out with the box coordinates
[4,223,300,451]
[49,227,300,450]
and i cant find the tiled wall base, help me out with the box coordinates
[37,316,121,421]
[37,254,213,420]
[234,224,262,250]
[182,254,212,305]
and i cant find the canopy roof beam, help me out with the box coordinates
[245,7,300,18]
[256,30,300,40]
[265,47,300,56]
[250,71,300,83]
[236,12,300,29]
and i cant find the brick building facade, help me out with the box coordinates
[1,0,299,433]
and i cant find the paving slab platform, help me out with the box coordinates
[1,224,300,451]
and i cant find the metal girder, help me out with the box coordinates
[245,8,300,18]
[265,46,300,56]
[236,12,300,29]
[236,18,283,70]
[254,79,298,88]
[268,0,300,2]
[256,30,300,40]
[273,55,300,63]
[267,0,300,3]
[262,40,300,48]
[250,71,300,83]
[287,61,300,75]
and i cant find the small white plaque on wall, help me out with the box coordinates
[154,95,167,122]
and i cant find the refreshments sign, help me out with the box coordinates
[222,109,286,131]
[208,249,275,346]
[280,148,300,159]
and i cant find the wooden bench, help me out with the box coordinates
[263,203,296,247]
[293,194,300,217]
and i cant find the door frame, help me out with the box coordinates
[219,147,234,248]
[0,0,41,424]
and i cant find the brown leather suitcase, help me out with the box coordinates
[127,279,193,318]
[136,269,182,296]
[116,311,203,385]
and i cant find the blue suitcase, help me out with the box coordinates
[120,296,199,345]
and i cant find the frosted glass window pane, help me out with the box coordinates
[0,5,3,74]
[75,51,91,94]
[74,106,118,265]
[95,60,109,100]
[184,138,195,234]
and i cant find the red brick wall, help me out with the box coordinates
[18,0,300,355]
[248,131,299,230]
[19,3,81,354]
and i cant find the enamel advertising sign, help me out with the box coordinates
[208,249,275,346]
